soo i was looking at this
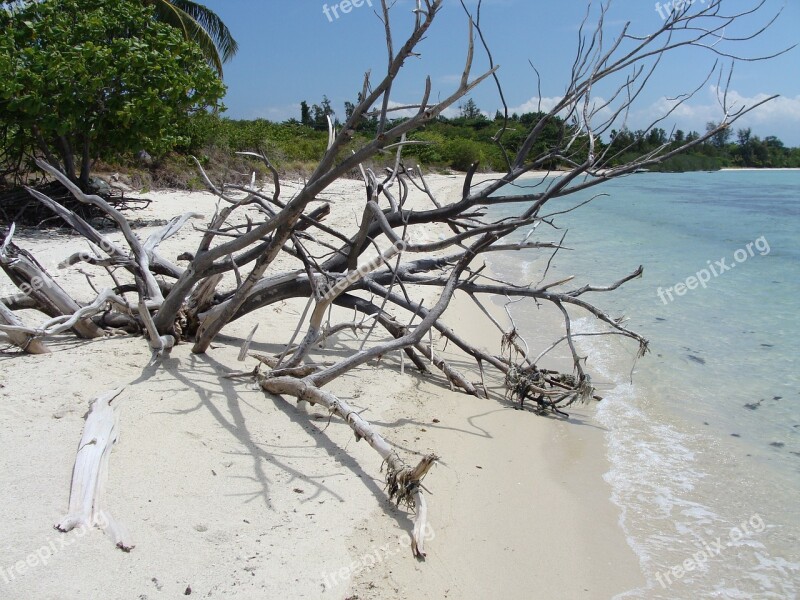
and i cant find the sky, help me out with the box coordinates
[201,0,800,145]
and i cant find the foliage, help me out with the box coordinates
[310,96,336,131]
[606,125,800,171]
[444,138,483,171]
[87,89,800,186]
[300,101,312,127]
[401,110,569,172]
[0,0,225,187]
[186,117,330,162]
[458,98,484,120]
[706,120,732,149]
[144,0,238,76]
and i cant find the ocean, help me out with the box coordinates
[488,170,800,599]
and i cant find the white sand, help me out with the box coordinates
[0,172,642,599]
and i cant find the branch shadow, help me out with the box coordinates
[126,346,416,534]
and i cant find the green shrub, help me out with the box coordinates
[445,139,482,171]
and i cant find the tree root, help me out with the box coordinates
[384,452,438,557]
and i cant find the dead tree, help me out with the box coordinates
[0,0,788,554]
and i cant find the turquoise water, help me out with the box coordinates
[488,171,800,598]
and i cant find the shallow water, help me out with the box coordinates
[488,171,800,599]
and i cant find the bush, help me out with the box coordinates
[445,139,482,171]
[0,0,225,186]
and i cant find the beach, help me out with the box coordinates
[0,172,643,599]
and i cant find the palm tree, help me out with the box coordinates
[146,0,238,76]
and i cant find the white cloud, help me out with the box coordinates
[505,87,800,145]
[507,95,564,115]
[629,86,800,143]
[247,104,299,122]
[507,95,614,127]
[381,100,467,119]
[437,74,463,85]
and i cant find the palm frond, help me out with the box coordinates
[147,0,238,76]
[165,0,238,63]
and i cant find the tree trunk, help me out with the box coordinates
[0,301,50,354]
[0,235,103,339]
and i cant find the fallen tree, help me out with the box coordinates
[0,0,787,554]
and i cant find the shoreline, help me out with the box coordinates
[346,291,644,598]
[0,173,642,599]
[719,167,800,171]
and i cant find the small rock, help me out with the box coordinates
[87,176,111,196]
[137,150,154,166]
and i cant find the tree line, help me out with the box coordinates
[1,0,797,194]
[188,99,800,176]
[607,122,800,171]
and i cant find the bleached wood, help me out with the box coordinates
[55,387,133,551]
[0,301,50,353]
[35,159,164,304]
[0,289,152,340]
[0,228,103,339]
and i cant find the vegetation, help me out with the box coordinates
[0,0,225,188]
[606,123,800,171]
[182,106,800,179]
[1,0,797,193]
[184,104,573,175]
[144,0,238,76]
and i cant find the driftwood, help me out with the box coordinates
[0,0,786,555]
[0,180,150,228]
[0,299,50,353]
[1,224,103,339]
[55,387,133,551]
[260,375,436,558]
